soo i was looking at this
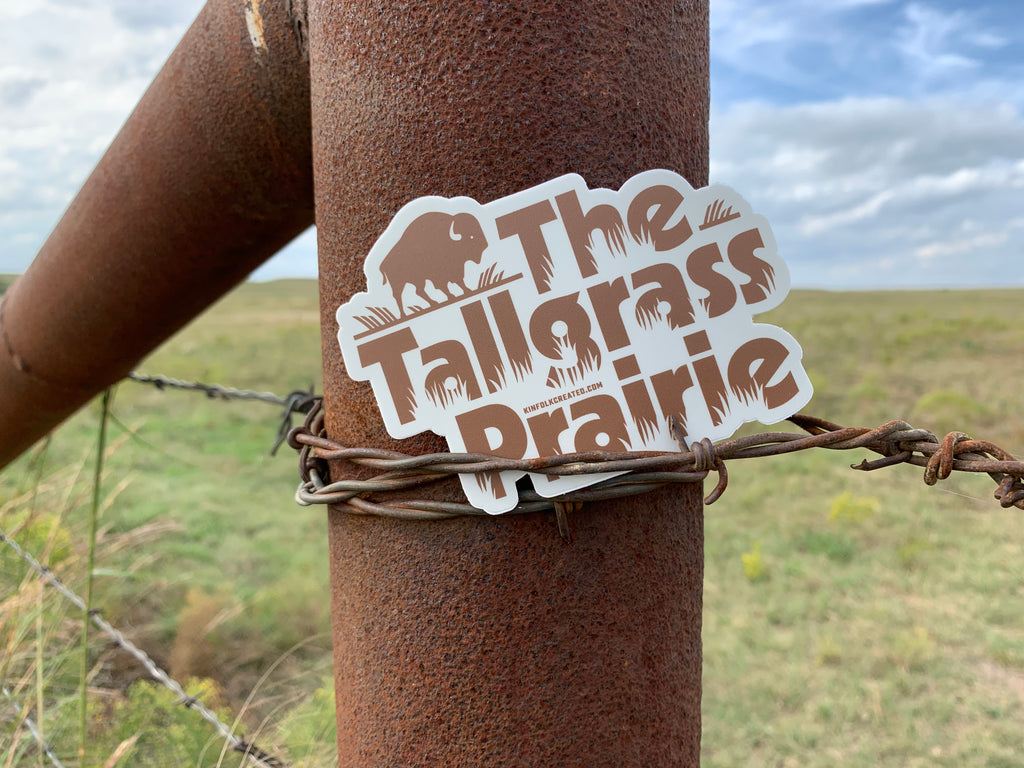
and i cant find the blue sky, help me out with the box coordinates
[711,0,1024,287]
[1,1,1021,288]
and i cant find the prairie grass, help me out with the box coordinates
[702,288,1024,767]
[0,281,1021,766]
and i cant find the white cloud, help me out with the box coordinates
[0,1,205,273]
[712,96,1024,287]
[0,0,321,280]
[799,160,1024,235]
[914,215,1024,265]
[897,3,979,78]
[712,0,1023,110]
[914,231,1007,264]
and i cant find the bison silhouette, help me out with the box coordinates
[380,212,488,317]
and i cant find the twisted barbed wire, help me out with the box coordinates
[1,683,67,768]
[0,526,288,768]
[126,373,295,406]
[126,372,317,455]
[288,399,1024,523]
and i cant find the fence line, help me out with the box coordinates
[126,372,317,455]
[125,373,297,406]
[289,402,1024,522]
[1,683,67,768]
[129,370,1024,520]
[0,525,288,768]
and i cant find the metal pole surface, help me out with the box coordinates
[309,1,709,764]
[0,0,313,470]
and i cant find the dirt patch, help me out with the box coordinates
[978,659,1024,702]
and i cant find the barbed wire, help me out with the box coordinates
[119,373,1024,518]
[125,373,296,406]
[1,683,67,768]
[126,372,317,455]
[6,369,1021,761]
[288,399,1024,528]
[0,526,289,768]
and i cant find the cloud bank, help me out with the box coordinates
[1,1,1021,288]
[712,97,1024,287]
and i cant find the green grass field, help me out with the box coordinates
[1,281,1021,766]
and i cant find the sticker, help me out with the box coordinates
[336,169,813,513]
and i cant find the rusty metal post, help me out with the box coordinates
[0,0,313,470]
[309,1,709,764]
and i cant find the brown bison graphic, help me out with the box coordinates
[381,211,488,317]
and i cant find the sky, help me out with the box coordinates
[1,1,1021,288]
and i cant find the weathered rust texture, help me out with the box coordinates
[0,0,313,470]
[310,0,709,764]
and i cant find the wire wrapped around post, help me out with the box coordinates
[288,398,1024,522]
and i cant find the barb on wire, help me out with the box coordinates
[288,398,1024,522]
[126,372,317,455]
[127,373,291,406]
[270,390,320,456]
[0,527,289,768]
[1,684,67,768]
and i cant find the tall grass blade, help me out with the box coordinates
[79,390,112,766]
[31,436,50,768]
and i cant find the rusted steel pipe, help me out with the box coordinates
[0,0,313,470]
[310,0,709,764]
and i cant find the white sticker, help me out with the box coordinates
[336,169,813,513]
